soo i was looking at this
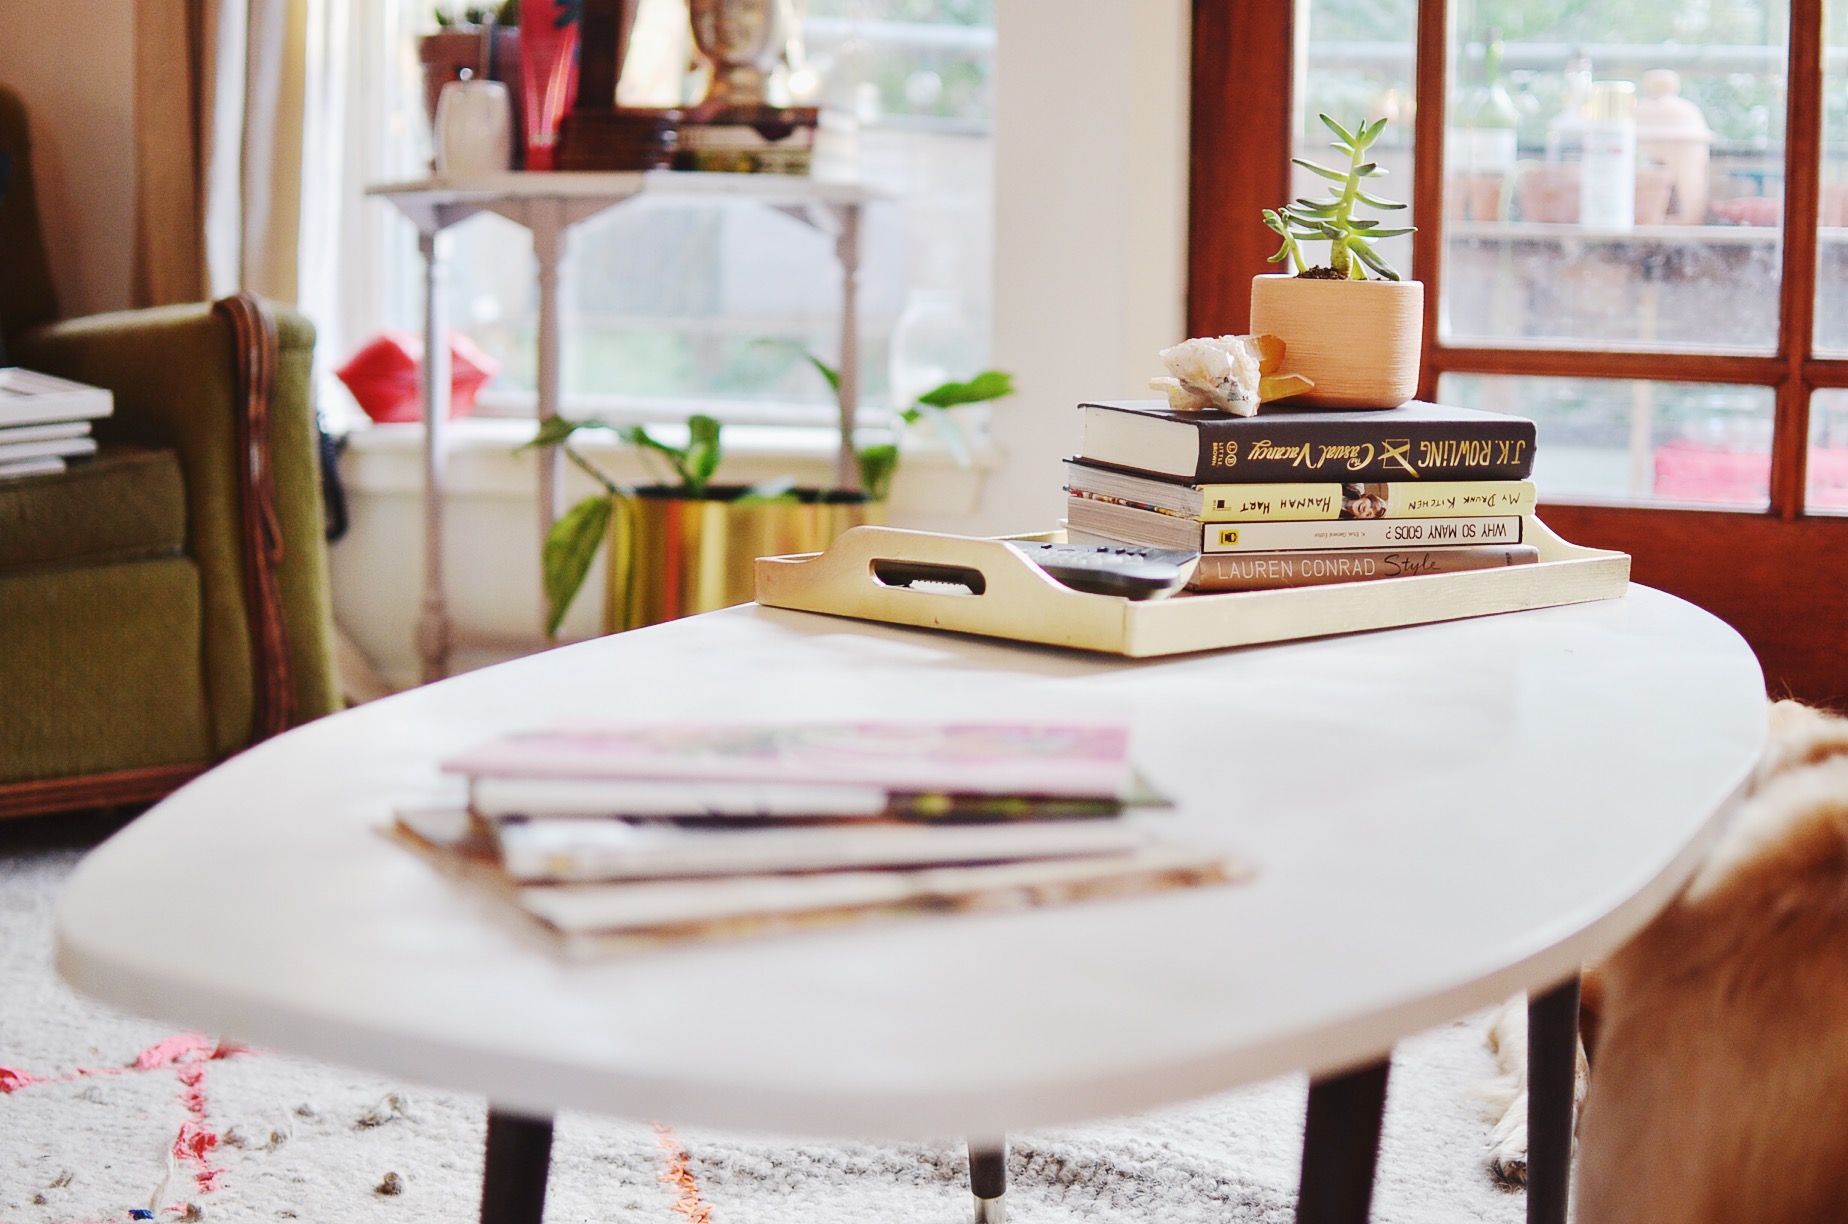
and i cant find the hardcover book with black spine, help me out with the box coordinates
[1077,399,1537,484]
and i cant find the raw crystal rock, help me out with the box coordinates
[1156,335,1265,415]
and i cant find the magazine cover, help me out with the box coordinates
[444,722,1134,798]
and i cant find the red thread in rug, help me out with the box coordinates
[652,1123,713,1224]
[0,1064,45,1092]
[161,1036,241,1196]
[1,1033,248,1221]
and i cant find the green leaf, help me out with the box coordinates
[1349,239,1400,280]
[522,415,595,449]
[619,424,696,491]
[917,370,1014,409]
[1261,209,1290,234]
[1365,225,1416,238]
[1317,114,1357,145]
[1362,116,1389,146]
[737,477,799,503]
[1290,198,1342,216]
[1291,158,1348,183]
[542,494,613,637]
[857,443,899,502]
[1355,189,1408,210]
[1356,162,1383,177]
[804,353,842,397]
[683,414,723,495]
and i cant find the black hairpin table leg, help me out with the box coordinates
[1295,1058,1391,1224]
[969,1137,1007,1224]
[1527,975,1582,1224]
[480,1108,555,1224]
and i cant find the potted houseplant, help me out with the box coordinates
[531,360,1013,637]
[1251,114,1421,409]
[530,414,876,636]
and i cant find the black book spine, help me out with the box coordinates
[1188,417,1536,483]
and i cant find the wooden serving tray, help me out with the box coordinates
[753,518,1631,658]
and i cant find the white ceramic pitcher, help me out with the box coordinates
[434,71,513,179]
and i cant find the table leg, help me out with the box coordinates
[1526,975,1581,1224]
[831,201,863,494]
[1294,1057,1390,1224]
[968,1137,1006,1224]
[480,1108,554,1224]
[417,229,453,684]
[531,199,567,553]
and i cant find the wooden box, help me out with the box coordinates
[753,517,1630,658]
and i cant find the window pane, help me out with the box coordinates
[421,2,996,425]
[1815,2,1848,354]
[1298,0,1418,282]
[1442,2,1788,353]
[1808,390,1848,512]
[1438,373,1773,508]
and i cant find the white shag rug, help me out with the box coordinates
[1,840,1525,1224]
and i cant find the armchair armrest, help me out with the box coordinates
[14,297,340,753]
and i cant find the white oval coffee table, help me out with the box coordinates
[55,588,1765,1224]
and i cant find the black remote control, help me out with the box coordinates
[1006,541,1198,599]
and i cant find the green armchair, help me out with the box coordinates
[0,84,340,818]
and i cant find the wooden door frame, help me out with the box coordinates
[1188,0,1848,705]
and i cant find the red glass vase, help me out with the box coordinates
[519,1,580,170]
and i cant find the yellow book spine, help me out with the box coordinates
[1194,481,1536,522]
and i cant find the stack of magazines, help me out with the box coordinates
[0,368,112,479]
[392,721,1243,956]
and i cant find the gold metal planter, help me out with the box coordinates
[604,487,882,633]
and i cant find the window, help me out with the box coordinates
[334,0,995,434]
[1191,0,1848,702]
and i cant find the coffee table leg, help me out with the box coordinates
[1294,1057,1391,1224]
[1527,975,1581,1224]
[969,1137,1007,1224]
[480,1108,554,1224]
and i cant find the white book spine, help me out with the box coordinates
[472,776,891,819]
[0,420,93,444]
[1205,515,1524,552]
[0,436,98,462]
[0,456,68,479]
[0,368,115,427]
[495,819,1154,883]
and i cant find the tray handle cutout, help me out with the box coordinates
[869,558,988,596]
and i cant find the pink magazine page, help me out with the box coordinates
[442,723,1134,798]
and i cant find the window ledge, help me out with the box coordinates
[336,416,999,513]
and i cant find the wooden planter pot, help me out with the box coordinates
[604,487,882,633]
[1248,274,1424,409]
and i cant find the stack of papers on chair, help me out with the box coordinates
[392,722,1246,956]
[0,368,112,479]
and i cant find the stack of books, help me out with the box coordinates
[1064,399,1544,591]
[0,368,112,480]
[393,721,1243,957]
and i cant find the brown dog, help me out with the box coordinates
[1572,700,1848,1222]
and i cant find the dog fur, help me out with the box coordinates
[1487,700,1848,1221]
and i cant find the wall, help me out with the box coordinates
[983,0,1192,536]
[0,1,137,317]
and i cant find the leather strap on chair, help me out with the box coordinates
[213,293,294,740]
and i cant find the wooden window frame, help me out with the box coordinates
[1189,0,1848,704]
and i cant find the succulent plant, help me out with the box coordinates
[1263,115,1416,281]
